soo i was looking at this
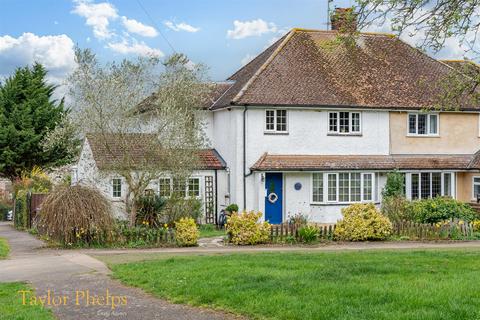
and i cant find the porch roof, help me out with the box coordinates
[251,153,480,171]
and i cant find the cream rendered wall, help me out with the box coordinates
[456,172,480,202]
[390,112,480,154]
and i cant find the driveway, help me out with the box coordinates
[0,222,243,320]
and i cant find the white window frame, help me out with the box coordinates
[472,176,480,200]
[112,178,122,198]
[406,172,454,200]
[311,172,375,204]
[158,176,202,199]
[265,109,288,133]
[407,113,439,136]
[327,111,362,135]
[158,177,172,197]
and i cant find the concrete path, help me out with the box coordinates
[197,236,224,248]
[0,222,243,320]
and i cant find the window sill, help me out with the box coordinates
[406,134,440,138]
[327,133,362,137]
[264,131,289,135]
[310,201,379,206]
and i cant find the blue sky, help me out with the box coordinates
[0,0,472,86]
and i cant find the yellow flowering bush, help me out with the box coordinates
[226,211,271,245]
[175,217,199,247]
[473,220,480,232]
[334,203,393,241]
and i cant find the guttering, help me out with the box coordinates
[221,102,480,113]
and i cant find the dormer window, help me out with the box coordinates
[328,111,361,135]
[408,113,438,136]
[265,109,288,133]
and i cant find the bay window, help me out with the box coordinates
[407,172,454,200]
[328,111,361,134]
[265,109,287,133]
[312,172,374,204]
[408,113,438,136]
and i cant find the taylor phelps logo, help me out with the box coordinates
[18,289,127,310]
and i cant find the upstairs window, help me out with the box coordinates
[265,109,287,133]
[408,113,438,136]
[112,178,122,198]
[328,111,361,134]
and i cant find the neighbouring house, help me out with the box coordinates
[76,10,480,224]
[75,133,227,223]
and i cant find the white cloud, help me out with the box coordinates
[227,19,277,39]
[72,0,118,39]
[164,21,200,33]
[0,33,76,83]
[241,53,255,66]
[121,16,158,37]
[107,39,164,57]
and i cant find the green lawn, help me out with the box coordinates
[0,237,9,259]
[111,250,480,320]
[198,224,225,238]
[0,282,54,320]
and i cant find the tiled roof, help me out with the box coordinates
[86,133,226,170]
[440,60,480,79]
[212,28,478,111]
[251,153,480,171]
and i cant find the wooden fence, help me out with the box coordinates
[270,223,336,242]
[270,219,475,242]
[391,220,474,240]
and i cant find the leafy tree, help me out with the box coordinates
[356,1,480,54]
[356,1,480,109]
[0,63,72,179]
[69,49,211,226]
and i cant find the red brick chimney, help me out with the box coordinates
[331,7,358,33]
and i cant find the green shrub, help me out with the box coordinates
[335,203,393,241]
[135,195,166,227]
[175,217,199,246]
[299,225,319,243]
[14,190,28,229]
[381,196,414,222]
[225,203,239,214]
[382,171,405,198]
[410,197,477,223]
[161,197,202,226]
[226,211,271,245]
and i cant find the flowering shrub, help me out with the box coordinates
[226,211,270,245]
[335,203,392,241]
[175,217,199,247]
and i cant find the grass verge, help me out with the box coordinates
[111,249,480,320]
[0,282,54,320]
[0,237,9,259]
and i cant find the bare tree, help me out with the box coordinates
[69,49,211,226]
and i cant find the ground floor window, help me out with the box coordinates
[312,172,374,204]
[407,172,454,200]
[473,177,480,200]
[158,177,201,198]
[112,178,122,198]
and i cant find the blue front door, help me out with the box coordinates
[265,173,283,224]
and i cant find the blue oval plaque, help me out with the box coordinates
[294,182,302,191]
